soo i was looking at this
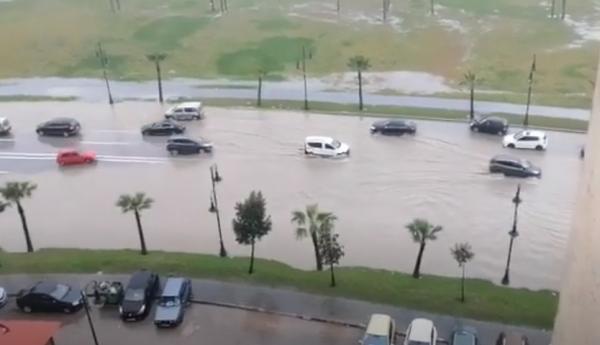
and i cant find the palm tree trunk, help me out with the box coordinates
[134,210,148,255]
[257,75,262,107]
[412,242,426,278]
[469,83,474,120]
[155,62,163,103]
[310,231,323,271]
[460,264,465,302]
[17,201,34,253]
[249,239,255,274]
[329,262,336,287]
[358,70,364,111]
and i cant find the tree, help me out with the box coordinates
[461,71,478,120]
[524,54,536,128]
[319,225,344,287]
[406,218,443,278]
[232,191,272,274]
[257,69,265,107]
[450,242,475,303]
[291,204,336,271]
[95,42,114,105]
[116,193,154,255]
[347,56,371,111]
[561,0,566,20]
[146,53,167,103]
[0,182,37,252]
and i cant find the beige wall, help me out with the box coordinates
[551,57,600,344]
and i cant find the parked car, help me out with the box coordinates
[0,286,7,309]
[36,118,81,137]
[495,332,530,345]
[16,281,83,313]
[166,137,213,155]
[154,277,192,327]
[489,155,541,178]
[360,314,396,345]
[141,120,185,136]
[580,146,585,158]
[119,270,160,321]
[0,117,11,135]
[56,149,96,166]
[370,120,417,135]
[404,318,438,345]
[164,102,205,121]
[304,136,350,157]
[470,115,508,135]
[502,130,548,150]
[451,326,478,345]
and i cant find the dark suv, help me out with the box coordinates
[489,155,541,178]
[370,120,416,135]
[470,115,508,135]
[166,137,213,155]
[36,118,81,137]
[120,270,160,321]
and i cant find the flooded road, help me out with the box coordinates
[0,102,584,289]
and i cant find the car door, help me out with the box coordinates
[178,139,192,153]
[324,143,335,156]
[480,120,492,133]
[38,293,57,311]
[184,107,195,120]
[519,136,536,149]
[173,108,184,120]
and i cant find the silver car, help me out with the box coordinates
[154,277,192,327]
[0,287,7,308]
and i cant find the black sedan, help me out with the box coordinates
[469,115,508,135]
[370,120,416,135]
[489,155,541,178]
[120,270,160,321]
[141,120,185,136]
[16,281,83,313]
[166,137,213,155]
[36,118,81,137]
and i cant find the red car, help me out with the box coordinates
[56,149,96,166]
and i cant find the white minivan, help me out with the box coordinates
[0,117,11,135]
[164,102,205,121]
[304,136,350,157]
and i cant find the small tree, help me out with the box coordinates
[0,182,37,252]
[347,56,371,111]
[291,204,336,271]
[450,242,475,302]
[116,193,154,255]
[318,222,344,287]
[146,53,167,103]
[257,69,265,107]
[461,71,478,120]
[232,191,272,274]
[406,218,443,278]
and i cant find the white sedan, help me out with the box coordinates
[502,130,548,151]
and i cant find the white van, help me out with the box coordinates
[164,102,205,121]
[304,136,350,157]
[0,118,11,135]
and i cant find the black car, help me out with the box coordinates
[36,118,81,137]
[16,281,83,314]
[141,120,185,136]
[370,120,417,135]
[120,270,160,321]
[470,115,508,135]
[489,155,541,178]
[166,137,213,155]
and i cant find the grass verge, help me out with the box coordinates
[0,248,558,329]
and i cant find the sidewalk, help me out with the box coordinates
[0,273,552,344]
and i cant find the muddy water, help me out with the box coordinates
[0,102,584,289]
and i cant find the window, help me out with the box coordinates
[174,109,183,113]
[184,108,195,112]
[159,295,181,307]
[49,284,69,299]
[331,140,342,149]
[325,144,334,150]
[124,289,145,301]
[519,136,539,141]
[308,142,321,148]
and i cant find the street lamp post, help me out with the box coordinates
[209,164,227,257]
[502,184,522,286]
[297,46,312,111]
[81,291,100,345]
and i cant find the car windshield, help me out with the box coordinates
[124,289,145,301]
[331,140,342,149]
[362,335,388,345]
[453,333,475,345]
[159,296,181,307]
[513,131,526,140]
[520,160,531,168]
[49,284,70,300]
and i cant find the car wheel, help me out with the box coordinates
[63,307,73,314]
[63,132,69,137]
[22,305,32,313]
[193,116,200,120]
[535,145,544,151]
[473,126,479,132]
[196,148,202,154]
[507,143,515,149]
[37,130,44,136]
[169,149,178,155]
[142,130,149,136]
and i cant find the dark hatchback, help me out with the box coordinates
[370,120,417,135]
[489,155,541,178]
[166,137,213,155]
[119,270,160,321]
[16,281,83,314]
[469,115,508,135]
[36,118,81,137]
[141,120,185,136]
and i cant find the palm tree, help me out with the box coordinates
[461,71,478,120]
[451,242,475,302]
[406,218,443,278]
[116,193,154,255]
[146,53,167,103]
[0,182,37,252]
[291,204,336,271]
[347,56,371,111]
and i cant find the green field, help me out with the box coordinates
[0,248,558,329]
[0,0,597,107]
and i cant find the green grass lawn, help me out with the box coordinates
[0,248,558,329]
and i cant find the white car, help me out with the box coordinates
[0,287,7,309]
[502,130,548,150]
[404,318,438,345]
[360,314,396,345]
[304,136,350,157]
[164,102,205,121]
